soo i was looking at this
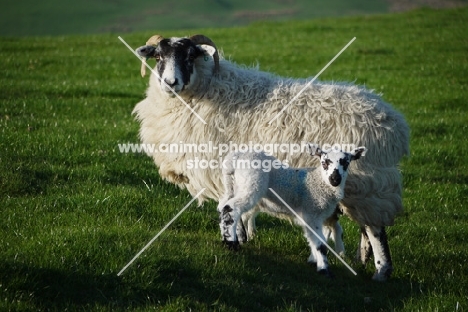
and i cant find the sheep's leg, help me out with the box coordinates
[365,225,393,281]
[356,226,372,265]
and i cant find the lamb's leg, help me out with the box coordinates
[218,195,261,250]
[324,208,345,257]
[218,204,240,250]
[302,218,333,278]
[236,217,248,244]
[365,225,393,281]
[237,206,260,243]
[330,221,345,257]
[219,170,235,206]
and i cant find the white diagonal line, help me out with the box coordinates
[268,188,357,276]
[118,36,207,125]
[268,37,356,125]
[117,188,206,276]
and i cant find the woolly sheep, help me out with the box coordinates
[217,145,366,277]
[133,34,410,281]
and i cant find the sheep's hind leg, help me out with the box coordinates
[356,226,372,265]
[365,225,393,281]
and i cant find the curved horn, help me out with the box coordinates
[146,34,164,46]
[189,34,220,74]
[140,35,165,77]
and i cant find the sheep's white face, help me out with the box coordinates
[311,146,366,187]
[137,38,209,95]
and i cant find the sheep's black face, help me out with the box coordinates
[138,38,204,94]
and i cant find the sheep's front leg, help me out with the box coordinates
[218,204,240,250]
[365,225,393,281]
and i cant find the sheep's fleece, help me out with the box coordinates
[132,38,410,228]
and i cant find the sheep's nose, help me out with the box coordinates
[329,170,342,187]
[164,78,178,87]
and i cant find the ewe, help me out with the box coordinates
[133,34,410,281]
[217,145,366,277]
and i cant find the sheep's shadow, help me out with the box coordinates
[0,248,416,311]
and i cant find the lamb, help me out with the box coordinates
[217,145,366,277]
[132,34,410,281]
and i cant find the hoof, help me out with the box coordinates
[223,240,240,251]
[372,265,393,282]
[318,268,335,279]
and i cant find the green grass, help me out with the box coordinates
[1,7,468,311]
[1,0,389,37]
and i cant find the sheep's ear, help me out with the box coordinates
[136,45,158,77]
[197,44,217,57]
[136,45,157,58]
[308,143,323,158]
[350,147,367,160]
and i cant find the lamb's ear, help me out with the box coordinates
[308,143,323,158]
[350,147,367,160]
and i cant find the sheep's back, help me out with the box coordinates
[133,62,409,225]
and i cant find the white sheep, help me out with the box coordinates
[132,34,410,281]
[217,145,366,277]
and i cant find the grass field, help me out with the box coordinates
[1,0,390,37]
[1,7,468,311]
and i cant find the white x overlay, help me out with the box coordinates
[268,37,356,125]
[117,188,206,276]
[268,188,357,276]
[118,36,207,124]
[117,36,357,276]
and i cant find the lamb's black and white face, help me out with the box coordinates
[312,146,366,187]
[137,38,206,94]
[320,150,353,187]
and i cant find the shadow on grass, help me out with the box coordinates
[1,248,417,311]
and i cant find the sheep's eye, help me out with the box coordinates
[155,54,161,61]
[188,54,196,61]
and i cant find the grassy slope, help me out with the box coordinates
[1,0,388,36]
[1,7,468,311]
